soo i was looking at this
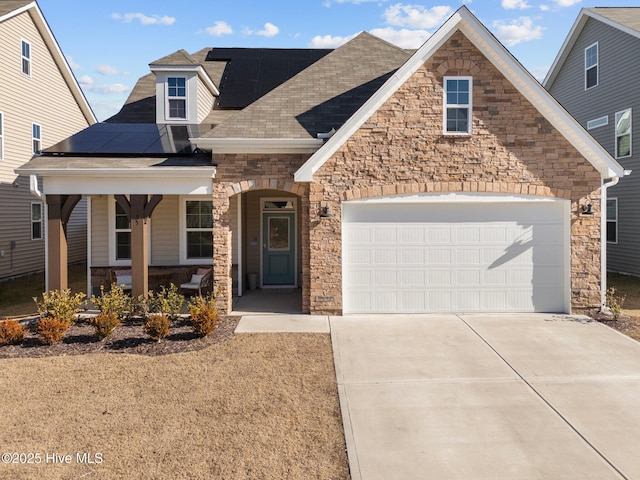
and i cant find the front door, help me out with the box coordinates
[262,212,295,285]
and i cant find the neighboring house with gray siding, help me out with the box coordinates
[0,1,95,284]
[544,7,640,276]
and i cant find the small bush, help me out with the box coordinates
[147,284,184,320]
[90,311,120,340]
[92,284,131,319]
[187,292,220,337]
[34,289,86,324]
[37,317,70,345]
[0,320,27,346]
[144,314,170,341]
[606,286,626,320]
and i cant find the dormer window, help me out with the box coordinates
[167,77,187,120]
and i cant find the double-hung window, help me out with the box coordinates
[115,201,131,260]
[21,40,31,76]
[615,109,631,158]
[185,200,213,260]
[31,202,43,240]
[167,77,187,120]
[607,198,618,244]
[585,43,598,89]
[32,123,41,154]
[444,76,472,135]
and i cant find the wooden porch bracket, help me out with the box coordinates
[114,194,163,298]
[46,194,82,292]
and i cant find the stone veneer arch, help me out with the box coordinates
[224,178,308,198]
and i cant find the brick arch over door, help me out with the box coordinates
[223,178,308,198]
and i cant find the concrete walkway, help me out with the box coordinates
[331,314,640,480]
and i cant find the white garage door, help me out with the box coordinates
[342,197,569,314]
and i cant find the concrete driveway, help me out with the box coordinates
[330,314,640,480]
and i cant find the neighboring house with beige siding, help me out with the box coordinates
[19,7,622,315]
[0,1,95,284]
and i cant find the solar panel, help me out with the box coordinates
[44,123,198,156]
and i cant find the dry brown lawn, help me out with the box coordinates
[0,334,350,480]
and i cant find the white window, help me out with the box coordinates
[166,77,187,120]
[114,200,131,261]
[585,43,598,89]
[444,76,472,135]
[179,198,213,264]
[31,202,43,240]
[587,115,608,130]
[615,109,631,158]
[607,198,618,244]
[21,40,31,76]
[32,123,41,154]
[0,112,4,159]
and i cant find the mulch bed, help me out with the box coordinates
[0,315,241,359]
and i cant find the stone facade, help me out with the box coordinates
[309,31,602,314]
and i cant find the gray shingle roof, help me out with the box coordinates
[203,32,411,140]
[0,0,32,17]
[588,7,640,33]
[149,49,198,66]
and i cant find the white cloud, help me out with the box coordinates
[244,22,280,37]
[78,75,93,86]
[96,64,127,76]
[539,4,550,11]
[554,0,581,6]
[308,32,360,48]
[325,0,385,5]
[111,13,175,25]
[492,16,543,46]
[205,21,233,36]
[383,4,452,29]
[78,75,130,95]
[502,0,531,9]
[66,55,80,70]
[370,27,431,48]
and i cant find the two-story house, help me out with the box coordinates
[544,8,639,277]
[0,1,95,285]
[19,7,622,315]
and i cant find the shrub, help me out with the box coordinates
[90,311,120,340]
[147,284,184,320]
[0,320,27,346]
[92,284,131,319]
[187,292,220,337]
[34,289,86,324]
[605,286,626,320]
[37,317,70,345]
[144,314,170,341]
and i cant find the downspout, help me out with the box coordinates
[600,171,630,309]
[30,175,48,291]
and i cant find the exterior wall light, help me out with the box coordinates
[320,206,333,218]
[581,204,595,215]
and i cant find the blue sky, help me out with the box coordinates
[35,0,638,121]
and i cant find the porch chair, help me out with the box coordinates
[112,269,132,292]
[180,268,212,296]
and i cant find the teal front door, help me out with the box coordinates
[263,212,295,285]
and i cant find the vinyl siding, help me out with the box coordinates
[90,196,109,266]
[548,18,640,275]
[230,195,238,263]
[196,78,215,124]
[0,9,92,279]
[151,196,179,265]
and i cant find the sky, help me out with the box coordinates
[34,0,640,121]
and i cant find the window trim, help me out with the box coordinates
[107,196,152,266]
[585,42,598,90]
[21,39,31,77]
[443,76,473,136]
[587,115,608,130]
[32,123,41,154]
[165,76,187,121]
[607,197,618,244]
[179,196,214,265]
[0,112,4,160]
[615,108,632,159]
[31,202,43,241]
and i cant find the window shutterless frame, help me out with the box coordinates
[32,123,41,154]
[166,76,187,120]
[615,109,632,159]
[31,202,43,240]
[0,112,4,160]
[21,39,31,76]
[585,42,598,90]
[606,198,618,244]
[443,76,472,135]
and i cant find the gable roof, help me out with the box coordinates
[543,7,640,89]
[193,32,411,153]
[0,1,96,124]
[295,6,624,182]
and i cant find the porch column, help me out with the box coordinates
[46,195,81,292]
[115,194,163,298]
[212,186,232,313]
